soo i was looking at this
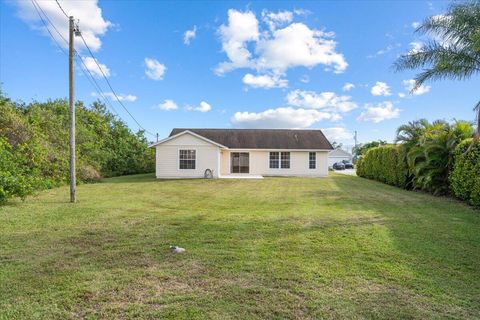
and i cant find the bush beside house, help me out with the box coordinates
[450,138,480,207]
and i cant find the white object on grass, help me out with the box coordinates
[170,245,186,253]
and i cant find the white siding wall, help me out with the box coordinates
[220,150,329,177]
[155,133,220,178]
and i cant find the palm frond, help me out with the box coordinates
[394,1,480,98]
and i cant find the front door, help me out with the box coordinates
[230,152,249,173]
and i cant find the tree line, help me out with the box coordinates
[0,91,154,203]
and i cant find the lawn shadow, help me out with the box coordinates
[327,174,480,318]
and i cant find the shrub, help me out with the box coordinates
[78,164,102,183]
[356,145,408,188]
[450,138,480,207]
[0,138,34,203]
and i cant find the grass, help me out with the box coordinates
[0,173,479,319]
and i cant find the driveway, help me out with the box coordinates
[334,169,356,176]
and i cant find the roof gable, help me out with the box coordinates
[169,128,333,150]
[149,130,227,148]
[328,148,352,157]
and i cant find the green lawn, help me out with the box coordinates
[0,174,479,319]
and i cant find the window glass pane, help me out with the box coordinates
[179,149,196,169]
[281,152,290,169]
[240,153,249,173]
[231,152,249,173]
[309,152,316,169]
[269,152,279,168]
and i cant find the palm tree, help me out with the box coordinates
[394,1,480,135]
[395,119,431,188]
[395,119,430,150]
[405,120,473,194]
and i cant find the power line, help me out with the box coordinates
[33,0,155,136]
[54,0,69,18]
[30,0,66,54]
[33,0,67,43]
[30,0,120,117]
[53,0,156,137]
[77,34,156,137]
[75,56,120,117]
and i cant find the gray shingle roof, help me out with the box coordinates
[170,128,333,150]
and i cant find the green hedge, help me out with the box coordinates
[356,145,408,188]
[450,138,480,207]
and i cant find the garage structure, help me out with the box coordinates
[328,148,353,167]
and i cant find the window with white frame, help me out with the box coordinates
[270,152,291,169]
[281,152,290,169]
[179,149,196,169]
[269,152,279,168]
[309,152,316,169]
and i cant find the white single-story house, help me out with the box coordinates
[328,148,353,167]
[149,128,334,179]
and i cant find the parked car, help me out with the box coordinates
[333,162,346,170]
[341,160,354,169]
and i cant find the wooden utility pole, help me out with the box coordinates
[69,16,76,203]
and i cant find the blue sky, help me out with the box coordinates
[1,0,479,147]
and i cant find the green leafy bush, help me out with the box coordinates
[0,92,155,203]
[405,121,473,195]
[450,138,480,207]
[0,138,34,203]
[356,145,408,188]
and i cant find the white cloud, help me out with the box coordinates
[256,23,347,73]
[158,99,178,111]
[92,92,137,102]
[183,25,197,45]
[342,82,355,92]
[216,9,260,74]
[371,81,391,96]
[261,10,293,31]
[231,107,340,128]
[357,101,400,123]
[412,21,421,28]
[15,0,112,52]
[216,9,347,75]
[242,73,287,89]
[195,101,212,112]
[293,8,311,16]
[81,57,110,78]
[286,90,357,112]
[144,58,166,80]
[398,92,406,98]
[402,79,431,95]
[321,127,354,142]
[367,43,401,58]
[409,41,424,54]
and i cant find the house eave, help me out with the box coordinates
[148,130,228,149]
